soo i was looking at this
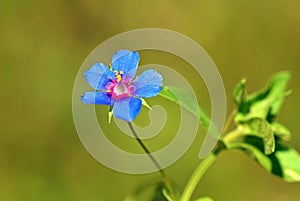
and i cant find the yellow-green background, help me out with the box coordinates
[1,0,300,200]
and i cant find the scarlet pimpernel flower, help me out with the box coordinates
[81,50,163,122]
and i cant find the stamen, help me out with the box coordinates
[113,70,123,83]
[116,75,121,82]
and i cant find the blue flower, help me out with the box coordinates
[81,50,163,122]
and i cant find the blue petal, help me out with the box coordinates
[84,63,115,90]
[113,97,142,122]
[111,50,140,80]
[132,69,163,98]
[81,92,112,105]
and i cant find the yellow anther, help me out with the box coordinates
[113,70,123,82]
[116,75,121,82]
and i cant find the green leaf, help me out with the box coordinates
[159,86,210,129]
[225,71,300,183]
[247,71,291,117]
[227,136,300,182]
[159,86,178,104]
[274,146,300,182]
[194,197,214,201]
[226,140,272,172]
[271,122,291,141]
[258,71,291,117]
[232,78,247,105]
[234,71,291,123]
[237,118,275,154]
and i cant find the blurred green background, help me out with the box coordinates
[1,0,300,200]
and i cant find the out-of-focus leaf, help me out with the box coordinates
[247,71,291,117]
[227,136,300,182]
[237,118,275,154]
[194,197,214,201]
[226,140,272,172]
[124,182,178,201]
[159,86,178,104]
[234,71,291,123]
[159,86,210,128]
[232,78,247,105]
[271,122,291,141]
[252,71,291,118]
[161,188,174,201]
[274,146,300,182]
[225,71,299,183]
[150,185,170,201]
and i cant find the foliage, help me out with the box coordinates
[226,71,300,182]
[127,71,300,201]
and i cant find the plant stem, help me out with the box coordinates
[179,153,216,201]
[178,108,241,201]
[221,109,236,136]
[127,122,175,200]
[178,128,242,201]
[178,128,241,200]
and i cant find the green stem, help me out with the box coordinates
[179,153,216,201]
[222,129,243,145]
[127,122,175,200]
[178,107,241,201]
[221,109,236,136]
[178,128,242,201]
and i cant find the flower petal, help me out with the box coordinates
[81,92,112,105]
[113,97,142,122]
[111,50,140,80]
[132,69,163,98]
[84,63,115,90]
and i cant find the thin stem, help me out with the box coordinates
[128,122,163,171]
[179,153,216,201]
[221,109,236,136]
[128,122,175,200]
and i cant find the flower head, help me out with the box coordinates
[81,50,163,122]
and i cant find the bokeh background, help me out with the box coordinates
[1,0,300,200]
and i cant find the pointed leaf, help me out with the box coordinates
[232,78,247,105]
[159,86,210,128]
[234,71,291,123]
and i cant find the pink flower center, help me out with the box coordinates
[106,80,134,100]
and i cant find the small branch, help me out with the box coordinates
[221,109,236,136]
[128,122,175,200]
